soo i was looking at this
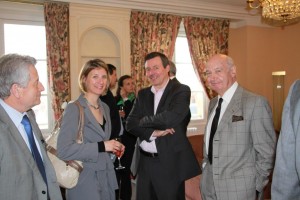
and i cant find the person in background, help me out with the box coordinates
[115,75,137,200]
[168,60,191,126]
[200,54,276,200]
[100,63,122,140]
[271,79,300,200]
[126,51,200,200]
[0,53,62,200]
[57,59,125,200]
[168,60,177,80]
[100,63,124,199]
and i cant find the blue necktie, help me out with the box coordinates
[22,115,48,185]
[208,98,223,164]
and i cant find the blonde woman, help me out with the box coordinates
[57,59,125,200]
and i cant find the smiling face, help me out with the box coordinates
[205,54,236,96]
[84,68,108,96]
[18,65,45,111]
[145,56,170,90]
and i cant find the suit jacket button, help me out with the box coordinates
[42,191,46,194]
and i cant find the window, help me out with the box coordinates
[174,23,209,135]
[0,3,53,134]
[3,23,52,131]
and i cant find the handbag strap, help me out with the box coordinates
[46,101,85,172]
[47,145,83,173]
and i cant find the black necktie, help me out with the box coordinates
[208,98,223,164]
[22,115,48,184]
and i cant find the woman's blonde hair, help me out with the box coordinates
[78,59,110,95]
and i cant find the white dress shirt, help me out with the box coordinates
[205,82,238,153]
[139,79,169,153]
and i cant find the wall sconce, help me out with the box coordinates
[272,71,286,133]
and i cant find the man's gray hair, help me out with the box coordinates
[226,56,235,69]
[0,54,36,99]
[169,60,176,76]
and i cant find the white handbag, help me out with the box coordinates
[45,101,84,189]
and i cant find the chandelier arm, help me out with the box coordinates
[246,0,262,9]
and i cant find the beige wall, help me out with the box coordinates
[66,2,300,112]
[65,2,300,107]
[69,4,131,99]
[229,23,300,110]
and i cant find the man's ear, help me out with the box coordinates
[166,64,170,73]
[11,84,21,98]
[231,66,237,77]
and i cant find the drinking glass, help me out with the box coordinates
[114,138,125,170]
[119,105,125,123]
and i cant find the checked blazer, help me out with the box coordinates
[201,85,276,200]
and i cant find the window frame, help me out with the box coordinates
[173,22,209,136]
[0,2,54,135]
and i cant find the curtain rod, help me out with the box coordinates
[2,0,68,6]
[2,0,45,5]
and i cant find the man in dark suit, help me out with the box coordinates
[100,63,123,199]
[100,63,122,139]
[126,52,200,200]
[168,60,177,80]
[0,54,62,200]
[200,54,276,200]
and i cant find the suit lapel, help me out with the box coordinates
[0,106,41,174]
[78,96,107,139]
[204,86,243,156]
[204,98,217,143]
[156,80,172,114]
[27,111,52,178]
[217,86,244,132]
[144,87,155,115]
[100,101,111,140]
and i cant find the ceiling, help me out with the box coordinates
[5,0,263,27]
[69,0,262,27]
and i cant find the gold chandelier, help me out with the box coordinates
[247,0,300,23]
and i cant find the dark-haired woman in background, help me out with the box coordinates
[115,75,136,200]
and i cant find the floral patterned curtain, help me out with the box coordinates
[184,17,230,99]
[44,2,70,120]
[130,11,182,91]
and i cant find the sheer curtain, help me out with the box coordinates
[184,17,230,99]
[44,2,70,120]
[130,11,182,91]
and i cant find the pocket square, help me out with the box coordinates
[232,115,244,122]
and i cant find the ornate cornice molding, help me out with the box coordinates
[0,0,273,27]
[62,0,268,27]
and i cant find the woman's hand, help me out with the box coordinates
[104,139,125,154]
[119,110,125,118]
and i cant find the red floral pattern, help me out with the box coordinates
[130,11,182,92]
[184,17,230,99]
[44,2,70,120]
